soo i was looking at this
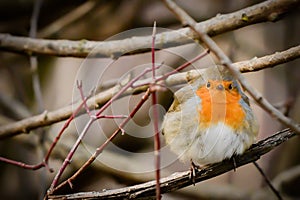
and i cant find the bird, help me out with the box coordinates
[162,65,259,168]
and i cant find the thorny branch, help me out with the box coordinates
[0,45,299,139]
[161,0,300,134]
[47,128,297,200]
[0,0,298,58]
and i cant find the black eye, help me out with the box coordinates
[228,83,233,90]
[206,81,211,88]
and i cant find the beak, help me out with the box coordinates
[216,84,224,91]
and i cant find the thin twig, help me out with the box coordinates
[0,45,299,139]
[77,80,94,117]
[49,80,110,191]
[155,49,210,82]
[29,1,47,197]
[0,92,31,119]
[0,0,298,58]
[0,156,46,170]
[38,1,98,38]
[48,118,96,192]
[43,93,91,164]
[48,63,166,192]
[47,128,297,199]
[161,0,300,134]
[50,89,152,195]
[0,90,92,171]
[253,161,282,200]
[150,21,161,200]
[29,0,44,113]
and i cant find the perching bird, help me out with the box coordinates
[162,65,258,167]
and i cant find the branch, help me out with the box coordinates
[0,0,298,58]
[150,22,161,200]
[0,45,299,139]
[47,128,297,199]
[38,1,98,38]
[233,45,300,72]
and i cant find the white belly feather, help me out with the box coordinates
[165,121,254,165]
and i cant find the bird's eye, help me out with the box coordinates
[228,83,234,90]
[206,81,211,88]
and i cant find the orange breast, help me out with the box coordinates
[196,81,245,131]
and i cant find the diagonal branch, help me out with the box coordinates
[47,128,297,199]
[0,0,298,58]
[38,1,98,38]
[0,45,299,139]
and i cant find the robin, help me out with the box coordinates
[162,65,259,167]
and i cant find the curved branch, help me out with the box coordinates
[47,128,297,199]
[0,0,298,58]
[0,45,299,139]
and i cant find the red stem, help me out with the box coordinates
[131,49,209,89]
[77,80,93,117]
[0,156,45,170]
[151,92,161,200]
[95,66,158,118]
[152,21,156,79]
[44,95,89,163]
[52,89,152,193]
[49,118,95,192]
[156,49,209,82]
[95,89,151,158]
[151,21,161,200]
[49,65,162,192]
[0,93,90,172]
[96,114,127,119]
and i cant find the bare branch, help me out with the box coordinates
[38,1,98,38]
[50,89,153,195]
[47,128,297,199]
[234,45,300,72]
[0,92,31,119]
[0,45,299,139]
[150,22,161,200]
[29,0,45,118]
[0,0,298,58]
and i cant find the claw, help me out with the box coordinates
[231,156,237,172]
[189,159,199,185]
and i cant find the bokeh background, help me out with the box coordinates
[0,0,299,199]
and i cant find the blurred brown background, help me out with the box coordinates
[0,0,299,199]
